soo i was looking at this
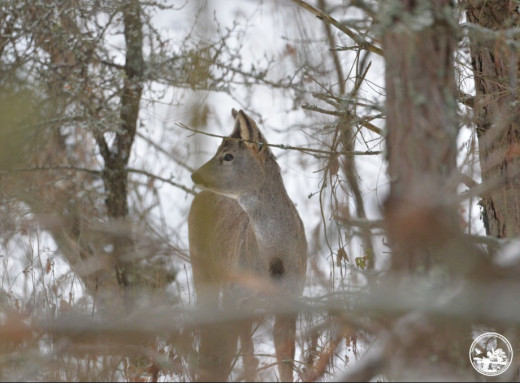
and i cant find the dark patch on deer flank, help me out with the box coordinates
[269,257,284,279]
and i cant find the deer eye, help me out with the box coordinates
[223,153,234,162]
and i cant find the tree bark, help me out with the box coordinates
[465,0,520,238]
[99,0,144,296]
[18,1,150,309]
[378,2,481,375]
[381,0,460,272]
[18,2,124,306]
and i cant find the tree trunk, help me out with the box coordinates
[100,0,144,298]
[380,1,473,374]
[465,0,520,238]
[18,1,150,309]
[378,2,510,377]
[18,2,124,306]
[381,0,460,272]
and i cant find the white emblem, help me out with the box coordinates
[469,332,513,376]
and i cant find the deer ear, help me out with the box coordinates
[231,108,239,119]
[230,110,265,153]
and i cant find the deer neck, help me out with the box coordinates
[237,167,298,249]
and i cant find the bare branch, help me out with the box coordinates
[292,0,383,56]
[177,123,382,157]
[302,104,383,135]
[0,166,194,195]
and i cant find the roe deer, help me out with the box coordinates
[188,109,307,382]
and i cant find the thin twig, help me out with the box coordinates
[334,216,384,229]
[458,90,474,108]
[0,166,101,177]
[127,167,195,195]
[136,131,195,172]
[302,104,383,135]
[459,172,479,189]
[177,123,382,157]
[302,336,342,382]
[292,0,383,56]
[0,166,195,195]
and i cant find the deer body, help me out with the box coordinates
[188,109,307,382]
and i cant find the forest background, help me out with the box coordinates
[0,0,519,381]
